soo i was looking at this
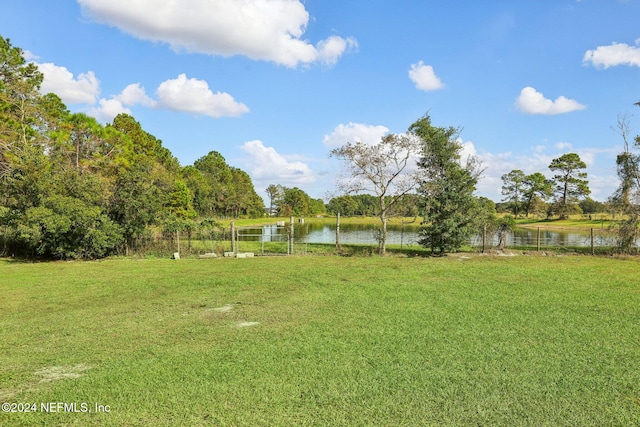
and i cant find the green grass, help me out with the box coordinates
[1,255,639,426]
[515,215,617,230]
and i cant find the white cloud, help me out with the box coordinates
[317,36,358,66]
[22,50,38,61]
[555,141,573,151]
[458,139,478,164]
[77,0,356,68]
[322,122,389,148]
[408,61,444,92]
[155,74,249,118]
[37,62,100,104]
[116,83,154,107]
[583,39,640,68]
[87,83,154,123]
[515,86,586,115]
[241,140,315,185]
[87,98,131,123]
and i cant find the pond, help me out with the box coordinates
[284,222,625,248]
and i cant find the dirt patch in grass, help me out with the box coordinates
[212,304,234,312]
[34,364,92,383]
[237,321,259,327]
[0,365,92,400]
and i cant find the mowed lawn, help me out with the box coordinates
[0,255,639,426]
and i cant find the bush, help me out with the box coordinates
[16,195,123,259]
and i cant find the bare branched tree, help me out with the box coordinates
[610,112,640,252]
[329,133,422,255]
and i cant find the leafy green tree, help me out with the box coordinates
[17,195,122,259]
[327,195,358,216]
[579,197,605,215]
[111,113,179,171]
[65,113,105,173]
[0,36,44,179]
[108,159,166,254]
[521,172,552,217]
[194,151,233,215]
[0,36,50,209]
[167,179,196,220]
[282,187,310,217]
[266,184,285,216]
[549,153,590,218]
[227,168,264,217]
[410,114,482,254]
[472,197,498,252]
[182,165,212,217]
[501,169,525,217]
[389,193,420,218]
[309,198,327,216]
[0,36,268,258]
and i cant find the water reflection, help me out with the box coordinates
[278,223,627,248]
[295,223,421,246]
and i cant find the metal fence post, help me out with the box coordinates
[336,213,341,250]
[289,216,294,255]
[230,221,235,254]
[482,225,486,253]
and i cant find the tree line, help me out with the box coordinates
[265,184,326,217]
[0,36,264,259]
[3,34,639,258]
[499,153,592,219]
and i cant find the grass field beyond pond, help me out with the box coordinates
[1,255,639,426]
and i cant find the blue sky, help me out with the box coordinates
[2,0,640,203]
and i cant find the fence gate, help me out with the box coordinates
[235,225,290,256]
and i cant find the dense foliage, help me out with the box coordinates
[410,115,483,254]
[265,184,326,217]
[0,36,264,259]
[326,194,419,217]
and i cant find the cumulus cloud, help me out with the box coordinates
[88,83,154,122]
[77,0,357,68]
[458,139,478,165]
[116,82,154,107]
[316,36,358,66]
[241,140,315,185]
[88,98,131,123]
[583,39,640,68]
[555,141,573,151]
[155,74,249,118]
[322,122,389,148]
[408,61,444,92]
[515,86,586,115]
[37,62,100,104]
[34,62,246,122]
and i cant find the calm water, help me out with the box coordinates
[248,223,625,248]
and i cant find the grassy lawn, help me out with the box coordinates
[1,255,639,426]
[516,217,615,231]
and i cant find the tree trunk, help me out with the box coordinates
[497,226,508,250]
[379,214,387,256]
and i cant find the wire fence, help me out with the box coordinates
[130,220,633,258]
